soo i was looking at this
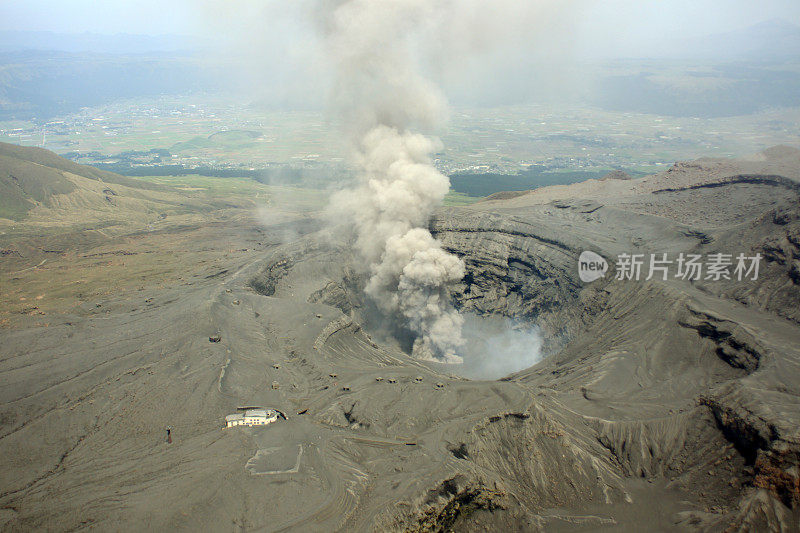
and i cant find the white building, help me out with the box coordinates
[225,408,280,428]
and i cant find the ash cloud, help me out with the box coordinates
[318,0,464,362]
[312,0,564,362]
[312,0,472,362]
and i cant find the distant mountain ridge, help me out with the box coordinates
[686,18,800,61]
[0,50,219,120]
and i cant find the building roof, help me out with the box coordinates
[226,408,279,424]
[243,408,273,418]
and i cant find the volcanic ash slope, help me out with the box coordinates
[2,146,800,531]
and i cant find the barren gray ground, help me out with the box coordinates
[2,145,800,531]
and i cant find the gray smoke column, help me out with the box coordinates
[319,0,465,362]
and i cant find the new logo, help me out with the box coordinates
[578,251,608,283]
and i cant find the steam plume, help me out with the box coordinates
[319,0,465,362]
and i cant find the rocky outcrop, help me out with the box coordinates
[600,170,632,181]
[392,475,508,533]
[678,307,765,373]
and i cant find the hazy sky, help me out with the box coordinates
[2,0,799,109]
[1,0,799,40]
